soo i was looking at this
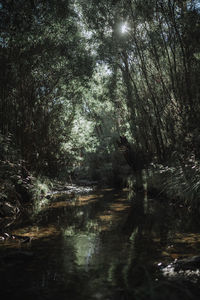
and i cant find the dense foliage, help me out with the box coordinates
[1,0,200,219]
[80,0,200,160]
[0,0,93,176]
[1,2,200,300]
[78,0,200,201]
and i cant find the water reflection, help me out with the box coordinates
[1,188,200,299]
[63,232,100,271]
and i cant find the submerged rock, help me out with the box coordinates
[160,256,200,283]
[174,256,200,271]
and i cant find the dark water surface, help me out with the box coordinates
[1,188,200,299]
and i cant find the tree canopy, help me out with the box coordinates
[1,0,200,191]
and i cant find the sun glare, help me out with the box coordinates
[121,23,129,34]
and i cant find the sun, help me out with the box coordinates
[121,22,129,34]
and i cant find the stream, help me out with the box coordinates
[1,188,200,299]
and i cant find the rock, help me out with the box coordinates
[174,256,200,271]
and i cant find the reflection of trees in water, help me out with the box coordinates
[62,232,100,271]
[3,188,200,299]
[112,187,200,295]
[33,236,93,299]
[0,234,86,299]
[105,228,159,290]
[40,191,200,298]
[111,191,166,290]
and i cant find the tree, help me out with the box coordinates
[0,0,94,175]
[79,0,200,164]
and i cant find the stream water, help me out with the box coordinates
[1,188,200,299]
